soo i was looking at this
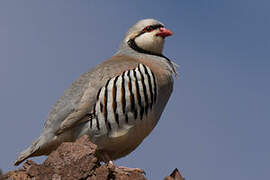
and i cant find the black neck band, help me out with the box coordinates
[127,38,165,59]
[127,38,177,75]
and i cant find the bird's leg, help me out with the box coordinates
[102,152,145,174]
[101,152,115,170]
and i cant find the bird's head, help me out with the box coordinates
[123,19,173,55]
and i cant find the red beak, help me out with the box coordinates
[156,27,173,38]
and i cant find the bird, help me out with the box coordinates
[14,18,178,170]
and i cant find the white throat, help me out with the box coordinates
[134,31,164,54]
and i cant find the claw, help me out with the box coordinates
[102,152,145,175]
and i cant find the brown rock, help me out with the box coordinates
[164,168,185,180]
[1,135,147,180]
[1,135,183,179]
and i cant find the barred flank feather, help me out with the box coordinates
[90,64,158,133]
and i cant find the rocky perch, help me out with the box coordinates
[1,135,184,180]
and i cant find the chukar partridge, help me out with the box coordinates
[14,18,178,167]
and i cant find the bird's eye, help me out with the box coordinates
[143,26,153,32]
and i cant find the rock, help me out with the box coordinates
[1,135,184,180]
[164,168,185,180]
[1,135,146,180]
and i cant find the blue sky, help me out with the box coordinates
[0,1,269,179]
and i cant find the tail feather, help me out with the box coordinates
[14,138,41,166]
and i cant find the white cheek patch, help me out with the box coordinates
[135,31,164,54]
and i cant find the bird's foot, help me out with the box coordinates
[106,160,145,175]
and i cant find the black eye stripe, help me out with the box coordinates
[151,24,164,30]
[143,24,163,32]
[131,24,164,40]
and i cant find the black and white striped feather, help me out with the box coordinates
[89,64,158,134]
